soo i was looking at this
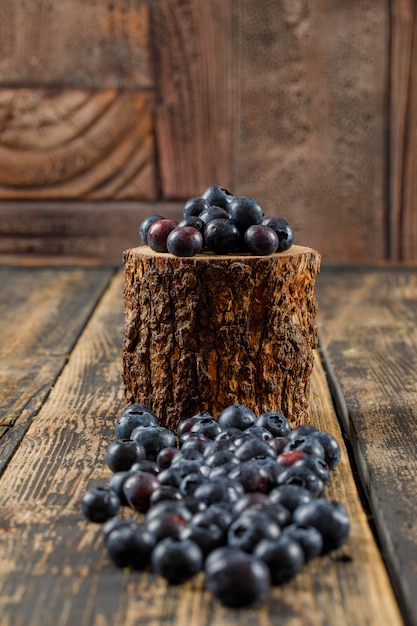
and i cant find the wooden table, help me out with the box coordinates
[0,259,416,626]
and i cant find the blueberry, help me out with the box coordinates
[147,219,179,252]
[108,470,133,506]
[283,523,323,562]
[81,487,121,523]
[115,404,159,439]
[189,418,223,440]
[101,517,140,545]
[228,196,264,234]
[218,404,257,431]
[201,185,234,210]
[151,537,203,584]
[256,411,291,438]
[292,456,330,483]
[244,225,279,256]
[139,214,165,245]
[106,439,146,472]
[203,218,241,254]
[292,499,350,554]
[145,500,193,526]
[149,485,183,506]
[177,215,205,233]
[199,206,230,225]
[107,525,156,570]
[311,431,342,469]
[145,508,190,541]
[179,472,208,496]
[283,434,326,460]
[262,215,294,252]
[243,425,274,441]
[180,522,225,558]
[183,196,210,218]
[254,536,305,585]
[277,465,325,497]
[205,548,270,607]
[287,425,319,441]
[228,459,274,493]
[192,503,233,532]
[193,478,244,505]
[235,437,277,462]
[227,510,281,552]
[155,446,178,469]
[122,471,161,513]
[130,459,160,475]
[166,226,203,257]
[131,426,177,461]
[269,484,313,513]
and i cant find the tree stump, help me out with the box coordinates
[122,245,321,431]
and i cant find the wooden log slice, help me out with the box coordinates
[122,245,321,431]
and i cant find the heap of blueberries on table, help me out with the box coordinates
[82,403,350,608]
[138,184,295,257]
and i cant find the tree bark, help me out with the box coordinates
[122,245,321,431]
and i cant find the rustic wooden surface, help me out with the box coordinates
[123,245,320,429]
[316,266,417,626]
[0,260,413,625]
[0,90,156,200]
[390,0,417,260]
[0,0,152,88]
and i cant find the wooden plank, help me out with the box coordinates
[152,0,235,198]
[0,89,156,200]
[0,269,403,625]
[390,0,417,260]
[316,266,417,625]
[0,201,183,262]
[234,0,388,263]
[0,264,115,475]
[0,0,152,89]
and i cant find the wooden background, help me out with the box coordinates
[0,0,415,263]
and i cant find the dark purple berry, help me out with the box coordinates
[262,215,294,252]
[244,225,278,256]
[178,215,205,233]
[122,471,160,513]
[147,219,179,252]
[229,196,264,233]
[81,487,120,523]
[183,196,210,218]
[139,214,165,245]
[283,523,323,562]
[166,226,203,257]
[106,438,146,472]
[218,404,257,431]
[115,404,159,439]
[205,548,270,607]
[254,536,305,585]
[201,185,234,209]
[256,411,291,438]
[203,218,241,254]
[107,525,156,569]
[227,510,281,552]
[199,206,230,225]
[292,499,350,554]
[151,537,203,584]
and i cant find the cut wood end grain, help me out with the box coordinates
[122,245,321,430]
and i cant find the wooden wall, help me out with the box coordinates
[0,0,415,264]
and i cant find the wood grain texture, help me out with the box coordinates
[0,267,403,626]
[390,0,417,260]
[123,245,320,429]
[0,265,115,476]
[152,0,235,198]
[0,201,183,261]
[0,0,152,89]
[234,0,388,263]
[316,266,417,625]
[0,89,156,200]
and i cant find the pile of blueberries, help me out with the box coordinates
[138,184,295,257]
[82,403,350,608]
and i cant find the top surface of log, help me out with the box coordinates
[125,244,318,262]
